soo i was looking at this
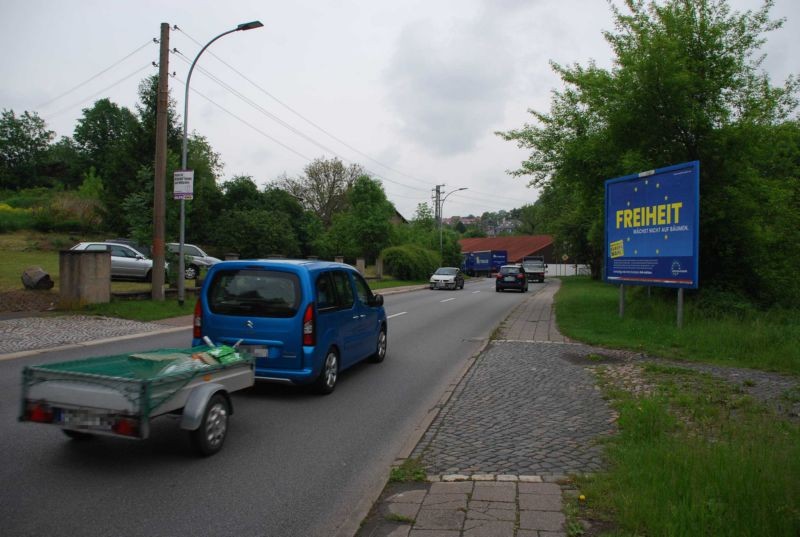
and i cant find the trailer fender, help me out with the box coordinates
[180,383,232,431]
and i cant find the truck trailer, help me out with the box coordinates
[462,250,508,277]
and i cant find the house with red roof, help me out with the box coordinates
[458,235,555,264]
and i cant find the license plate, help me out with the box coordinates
[504,276,515,282]
[57,409,112,429]
[239,344,268,358]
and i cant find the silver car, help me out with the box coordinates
[167,243,221,279]
[70,242,159,281]
[429,267,465,290]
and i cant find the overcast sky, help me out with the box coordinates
[2,0,797,220]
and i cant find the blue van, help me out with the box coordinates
[192,260,387,394]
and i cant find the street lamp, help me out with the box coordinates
[177,20,263,305]
[439,187,467,262]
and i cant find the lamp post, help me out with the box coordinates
[439,187,467,262]
[177,20,263,306]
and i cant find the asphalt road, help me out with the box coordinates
[1,278,538,537]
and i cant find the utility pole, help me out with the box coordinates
[434,184,444,223]
[151,22,169,300]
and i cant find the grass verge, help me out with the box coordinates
[555,277,800,375]
[575,363,800,537]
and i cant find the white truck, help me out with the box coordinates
[19,346,254,456]
[521,255,547,283]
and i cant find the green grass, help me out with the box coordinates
[577,365,800,537]
[81,298,196,321]
[555,277,800,375]
[389,458,428,483]
[556,279,800,536]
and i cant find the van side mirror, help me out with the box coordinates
[369,294,384,307]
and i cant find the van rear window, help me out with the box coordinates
[208,269,301,318]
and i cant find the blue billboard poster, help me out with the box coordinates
[604,161,699,288]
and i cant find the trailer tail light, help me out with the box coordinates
[27,402,54,423]
[193,299,202,339]
[112,417,139,437]
[302,303,315,346]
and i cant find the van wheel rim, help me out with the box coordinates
[324,352,338,388]
[377,331,387,359]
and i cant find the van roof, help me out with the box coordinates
[209,259,355,271]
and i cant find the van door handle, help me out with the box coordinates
[353,316,360,320]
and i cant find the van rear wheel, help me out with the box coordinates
[314,349,339,395]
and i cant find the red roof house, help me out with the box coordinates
[459,235,555,263]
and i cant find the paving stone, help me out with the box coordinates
[408,530,460,537]
[387,502,422,519]
[430,481,473,494]
[387,490,427,504]
[471,482,516,502]
[422,493,467,510]
[496,474,517,482]
[465,502,516,522]
[519,483,561,495]
[518,493,563,511]
[519,510,566,532]
[518,475,543,483]
[472,474,495,481]
[442,474,471,482]
[414,509,465,531]
[462,519,515,537]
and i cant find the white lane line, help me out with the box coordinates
[387,312,408,319]
[472,290,481,294]
[440,298,456,303]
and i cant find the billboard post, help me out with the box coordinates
[604,161,699,327]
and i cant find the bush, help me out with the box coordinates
[0,203,35,232]
[381,245,440,280]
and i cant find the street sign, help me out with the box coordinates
[604,161,699,289]
[173,170,194,200]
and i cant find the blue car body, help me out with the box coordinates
[192,259,387,391]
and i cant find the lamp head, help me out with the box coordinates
[237,20,264,31]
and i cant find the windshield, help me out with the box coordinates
[500,266,521,275]
[434,268,458,275]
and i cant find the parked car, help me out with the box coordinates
[495,264,528,293]
[167,243,221,280]
[192,259,387,394]
[429,267,465,290]
[70,241,164,282]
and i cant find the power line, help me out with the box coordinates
[174,26,434,188]
[171,46,429,193]
[175,75,314,162]
[35,40,155,110]
[45,63,154,120]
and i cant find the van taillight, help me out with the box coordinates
[302,303,315,346]
[193,299,202,339]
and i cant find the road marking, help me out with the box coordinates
[440,298,456,303]
[387,312,407,319]
[472,290,481,294]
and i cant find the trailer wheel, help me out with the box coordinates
[191,393,229,456]
[62,429,94,440]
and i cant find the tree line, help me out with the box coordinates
[0,76,465,271]
[499,0,799,308]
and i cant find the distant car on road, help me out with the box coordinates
[495,264,528,293]
[70,241,163,282]
[167,243,221,280]
[429,267,464,290]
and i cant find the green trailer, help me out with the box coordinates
[19,346,254,456]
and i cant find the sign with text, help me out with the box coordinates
[604,161,699,288]
[173,170,194,200]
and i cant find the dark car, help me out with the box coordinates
[495,264,528,293]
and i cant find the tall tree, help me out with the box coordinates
[499,0,799,304]
[277,157,365,227]
[0,109,55,189]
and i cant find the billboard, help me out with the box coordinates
[604,161,699,289]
